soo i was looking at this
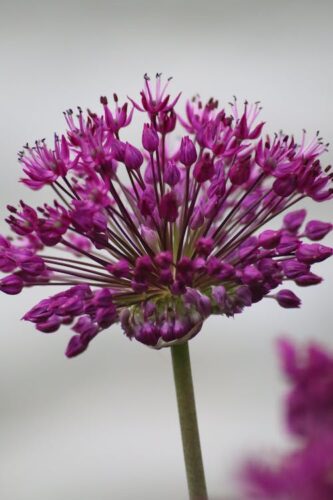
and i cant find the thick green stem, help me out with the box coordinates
[171,342,208,500]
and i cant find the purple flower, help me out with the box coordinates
[296,243,333,264]
[142,124,159,152]
[100,94,133,135]
[278,339,333,438]
[179,136,197,167]
[275,290,301,309]
[240,340,333,499]
[159,191,179,222]
[0,274,24,295]
[193,153,215,183]
[129,73,181,117]
[0,75,332,357]
[241,435,333,500]
[124,143,144,170]
[305,220,333,241]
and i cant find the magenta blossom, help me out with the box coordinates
[241,435,333,500]
[1,75,332,357]
[278,339,333,438]
[240,340,333,499]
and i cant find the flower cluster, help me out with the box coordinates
[241,340,333,499]
[1,75,332,357]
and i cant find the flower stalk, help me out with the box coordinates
[171,341,208,500]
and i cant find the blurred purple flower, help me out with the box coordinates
[240,340,333,499]
[242,435,333,500]
[278,339,333,438]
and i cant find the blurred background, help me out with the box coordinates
[1,0,333,498]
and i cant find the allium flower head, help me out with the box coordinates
[1,75,332,357]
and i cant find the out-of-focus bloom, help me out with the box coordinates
[278,339,333,438]
[240,340,333,499]
[241,435,333,500]
[1,75,332,357]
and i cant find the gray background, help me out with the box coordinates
[1,1,333,498]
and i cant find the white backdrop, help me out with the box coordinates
[1,1,333,498]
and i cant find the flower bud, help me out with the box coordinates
[0,255,16,273]
[36,314,61,333]
[155,251,173,268]
[229,158,251,185]
[179,136,197,167]
[242,265,263,284]
[174,318,190,338]
[258,230,281,249]
[193,154,215,183]
[142,124,159,152]
[305,220,332,241]
[235,285,252,307]
[160,191,179,222]
[295,273,322,286]
[296,243,333,264]
[139,187,156,217]
[20,256,45,275]
[135,255,154,275]
[157,110,177,134]
[283,209,306,233]
[66,335,88,358]
[111,139,126,161]
[282,260,309,278]
[58,296,84,316]
[277,235,300,254]
[159,269,173,285]
[96,306,117,328]
[160,321,174,341]
[124,142,143,170]
[171,280,186,295]
[163,160,180,186]
[93,289,114,308]
[136,323,158,346]
[276,289,301,308]
[107,259,131,278]
[184,287,201,306]
[212,285,227,306]
[0,274,23,295]
[195,237,214,256]
[273,175,297,197]
[192,257,206,272]
[197,293,211,316]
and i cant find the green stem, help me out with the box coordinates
[171,342,208,500]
